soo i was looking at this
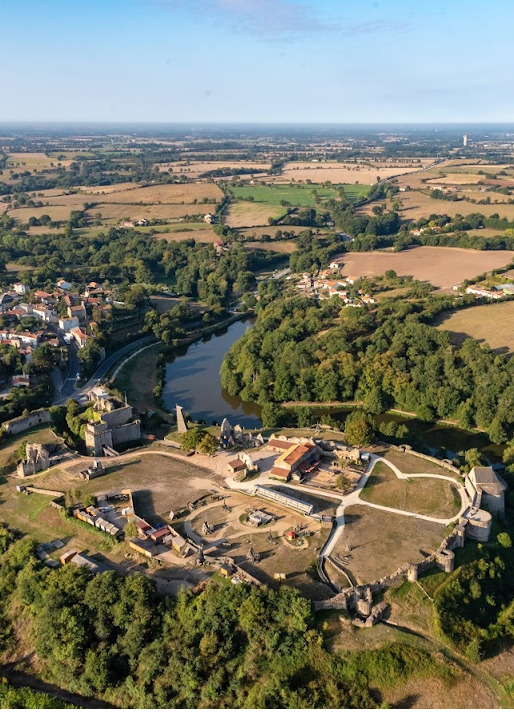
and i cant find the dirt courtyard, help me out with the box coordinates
[336,504,446,585]
[336,246,514,290]
[186,491,334,599]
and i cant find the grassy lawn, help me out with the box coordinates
[0,427,62,477]
[361,460,461,519]
[336,504,446,584]
[232,183,365,207]
[374,447,457,477]
[112,343,162,412]
[0,487,117,554]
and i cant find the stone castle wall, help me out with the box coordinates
[3,409,51,435]
[315,522,466,613]
[112,421,141,447]
[102,405,134,429]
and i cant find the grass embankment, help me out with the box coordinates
[361,461,461,519]
[435,300,514,354]
[112,343,162,412]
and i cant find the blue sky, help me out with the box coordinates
[1,0,512,123]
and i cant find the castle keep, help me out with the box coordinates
[84,386,141,457]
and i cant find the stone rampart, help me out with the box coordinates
[3,409,51,435]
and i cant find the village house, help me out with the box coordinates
[33,290,54,304]
[56,279,72,291]
[67,304,87,323]
[227,458,245,474]
[329,259,345,270]
[13,282,28,295]
[59,316,80,331]
[69,326,90,348]
[0,330,42,347]
[32,304,58,323]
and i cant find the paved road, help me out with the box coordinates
[53,334,158,405]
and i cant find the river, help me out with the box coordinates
[163,318,262,427]
[163,316,502,463]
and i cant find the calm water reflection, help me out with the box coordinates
[163,318,261,427]
[163,317,499,462]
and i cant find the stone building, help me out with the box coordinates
[466,466,507,518]
[85,386,141,457]
[17,443,50,477]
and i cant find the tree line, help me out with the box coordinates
[220,289,514,444]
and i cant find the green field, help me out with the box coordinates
[232,183,369,207]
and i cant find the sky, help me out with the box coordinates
[1,0,513,123]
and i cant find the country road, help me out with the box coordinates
[53,334,158,404]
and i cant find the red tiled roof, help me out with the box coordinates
[228,459,244,470]
[283,443,314,466]
[270,466,290,478]
[268,439,291,450]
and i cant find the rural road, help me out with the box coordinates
[53,335,158,405]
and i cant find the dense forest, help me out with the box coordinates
[0,534,456,709]
[434,528,514,660]
[220,288,514,443]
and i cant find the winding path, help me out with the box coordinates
[31,442,470,591]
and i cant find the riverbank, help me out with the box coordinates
[112,311,252,415]
[282,400,488,433]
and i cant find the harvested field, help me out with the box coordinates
[7,152,64,169]
[29,193,93,207]
[360,461,461,519]
[395,189,514,220]
[425,173,512,186]
[435,301,514,353]
[78,182,142,195]
[88,183,223,204]
[336,504,446,584]
[335,246,514,290]
[7,205,78,222]
[156,161,271,177]
[245,240,296,253]
[224,201,285,227]
[156,229,218,243]
[90,203,205,221]
[271,161,429,185]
